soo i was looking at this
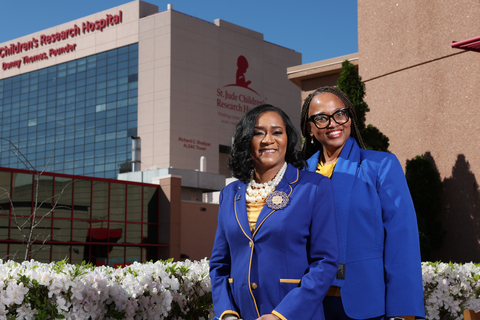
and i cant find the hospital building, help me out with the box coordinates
[0,1,301,264]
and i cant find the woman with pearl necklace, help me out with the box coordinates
[210,104,339,320]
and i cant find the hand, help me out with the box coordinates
[256,314,280,320]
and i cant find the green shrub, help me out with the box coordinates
[406,155,445,261]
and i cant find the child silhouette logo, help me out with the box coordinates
[224,55,259,95]
[236,55,251,87]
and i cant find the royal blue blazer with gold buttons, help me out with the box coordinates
[210,163,339,320]
[306,137,425,319]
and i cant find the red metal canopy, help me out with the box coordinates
[451,35,480,52]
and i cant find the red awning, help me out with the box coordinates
[451,35,480,52]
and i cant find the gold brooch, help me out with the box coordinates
[266,190,289,210]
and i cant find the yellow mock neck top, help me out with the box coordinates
[316,158,338,178]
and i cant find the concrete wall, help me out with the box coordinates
[180,201,219,261]
[155,175,219,261]
[156,175,182,260]
[287,53,358,104]
[358,0,480,262]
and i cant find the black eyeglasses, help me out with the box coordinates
[308,107,350,129]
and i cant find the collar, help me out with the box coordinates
[306,137,356,173]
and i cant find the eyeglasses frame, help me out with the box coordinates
[307,107,350,129]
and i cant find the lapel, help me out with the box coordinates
[331,137,360,264]
[306,150,321,172]
[305,137,360,265]
[246,164,299,238]
[234,182,253,239]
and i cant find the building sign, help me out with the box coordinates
[178,55,265,154]
[223,55,259,95]
[179,137,212,151]
[1,11,122,70]
[216,55,266,127]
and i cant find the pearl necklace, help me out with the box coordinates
[246,162,288,202]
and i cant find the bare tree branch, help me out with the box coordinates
[1,135,75,262]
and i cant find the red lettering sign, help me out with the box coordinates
[1,10,122,59]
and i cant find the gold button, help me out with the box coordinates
[249,241,253,247]
[251,282,257,290]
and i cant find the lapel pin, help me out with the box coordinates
[236,194,241,201]
[266,190,289,210]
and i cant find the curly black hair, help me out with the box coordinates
[228,104,305,182]
[300,86,365,159]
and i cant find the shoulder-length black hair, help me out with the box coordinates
[300,86,365,159]
[228,104,305,182]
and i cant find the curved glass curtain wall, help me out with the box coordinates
[0,43,139,179]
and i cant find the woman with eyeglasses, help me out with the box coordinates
[300,87,425,320]
[210,104,339,320]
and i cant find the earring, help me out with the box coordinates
[311,136,314,144]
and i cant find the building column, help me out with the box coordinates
[154,174,182,261]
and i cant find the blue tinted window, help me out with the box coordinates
[0,44,138,177]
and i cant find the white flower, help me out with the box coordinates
[5,281,29,306]
[15,303,37,320]
[0,258,215,319]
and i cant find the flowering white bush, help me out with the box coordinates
[0,258,213,320]
[1,259,480,320]
[423,261,480,320]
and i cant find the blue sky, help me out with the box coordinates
[0,0,358,65]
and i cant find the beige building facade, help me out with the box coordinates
[138,8,301,177]
[359,0,480,263]
[289,1,480,262]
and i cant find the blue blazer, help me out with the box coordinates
[210,164,339,320]
[306,137,425,319]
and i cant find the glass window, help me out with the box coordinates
[107,55,118,64]
[107,68,117,77]
[74,167,84,175]
[96,89,106,97]
[96,104,106,112]
[95,149,105,158]
[74,160,84,168]
[0,44,138,178]
[110,184,125,222]
[32,243,52,262]
[144,186,158,225]
[97,67,107,75]
[128,74,138,83]
[107,245,126,267]
[86,76,96,85]
[0,171,12,214]
[67,82,76,90]
[127,185,142,223]
[10,174,34,240]
[0,215,9,242]
[92,181,108,220]
[74,145,85,153]
[96,59,107,68]
[53,177,73,218]
[51,245,70,264]
[53,218,71,242]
